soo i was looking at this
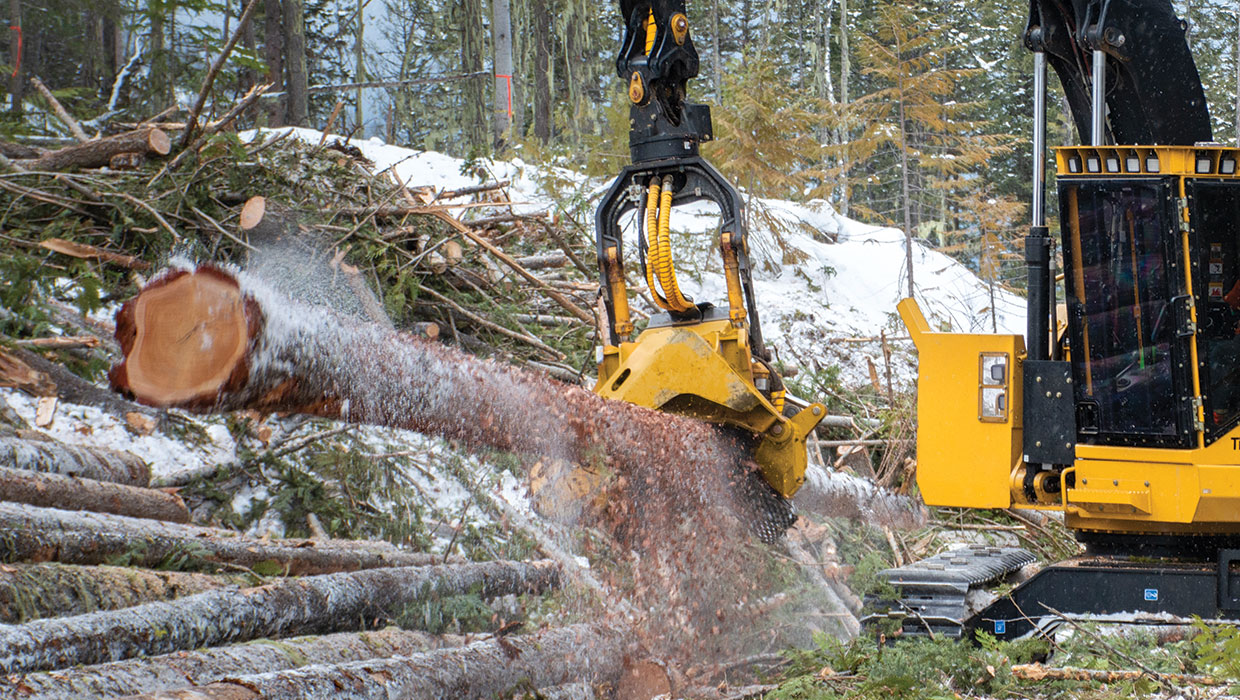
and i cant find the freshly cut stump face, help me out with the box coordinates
[125,273,247,404]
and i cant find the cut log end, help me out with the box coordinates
[239,196,266,231]
[148,128,172,156]
[113,270,251,406]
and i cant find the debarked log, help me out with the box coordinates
[0,502,454,574]
[1,627,463,699]
[116,623,622,700]
[0,562,234,624]
[0,559,559,674]
[0,466,190,522]
[0,436,150,486]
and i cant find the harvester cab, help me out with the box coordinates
[873,0,1240,639]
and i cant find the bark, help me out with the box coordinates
[0,436,150,486]
[15,128,170,172]
[3,627,462,699]
[7,347,163,429]
[0,466,189,522]
[116,624,622,700]
[0,349,54,397]
[281,0,307,126]
[262,0,284,126]
[0,559,558,675]
[460,0,488,149]
[0,563,232,624]
[0,502,455,574]
[793,464,926,530]
[531,0,551,142]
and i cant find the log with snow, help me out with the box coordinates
[0,559,559,674]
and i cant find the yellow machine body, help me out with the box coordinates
[900,145,1240,539]
[594,315,825,498]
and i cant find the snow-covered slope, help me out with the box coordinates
[259,127,1027,386]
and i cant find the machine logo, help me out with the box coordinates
[1144,588,1159,601]
[993,620,1006,634]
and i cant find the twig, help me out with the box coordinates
[10,336,100,350]
[165,82,272,173]
[437,180,510,200]
[190,205,258,252]
[1040,604,1175,690]
[269,425,353,460]
[537,219,593,276]
[433,211,594,325]
[30,77,90,142]
[418,286,564,360]
[111,192,181,240]
[1012,663,1221,686]
[180,0,262,150]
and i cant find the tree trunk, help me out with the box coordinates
[0,563,233,625]
[0,466,189,522]
[7,347,163,430]
[0,502,455,574]
[353,0,364,132]
[15,128,170,172]
[461,0,488,150]
[6,627,464,699]
[240,0,258,119]
[0,560,559,674]
[282,0,307,126]
[118,624,622,700]
[7,0,21,113]
[491,0,514,148]
[0,436,150,486]
[532,0,551,143]
[262,0,285,126]
[108,266,927,538]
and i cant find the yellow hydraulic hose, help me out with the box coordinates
[644,9,657,54]
[644,179,672,310]
[654,176,695,312]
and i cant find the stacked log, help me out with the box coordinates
[0,436,150,486]
[0,466,189,522]
[0,563,233,624]
[116,624,622,700]
[4,628,464,699]
[0,559,560,674]
[0,502,454,574]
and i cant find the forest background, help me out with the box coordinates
[4,0,1239,291]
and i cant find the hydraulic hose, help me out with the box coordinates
[653,176,695,312]
[644,179,672,310]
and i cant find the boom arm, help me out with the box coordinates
[1025,0,1212,146]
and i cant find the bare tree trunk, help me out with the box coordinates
[120,624,623,700]
[491,0,514,148]
[0,466,189,522]
[0,436,150,486]
[711,0,722,100]
[263,0,285,126]
[0,560,559,674]
[7,627,464,699]
[240,0,258,119]
[0,502,453,574]
[532,0,552,143]
[282,0,308,126]
[0,563,233,624]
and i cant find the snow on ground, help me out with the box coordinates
[245,127,1026,388]
[2,390,235,481]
